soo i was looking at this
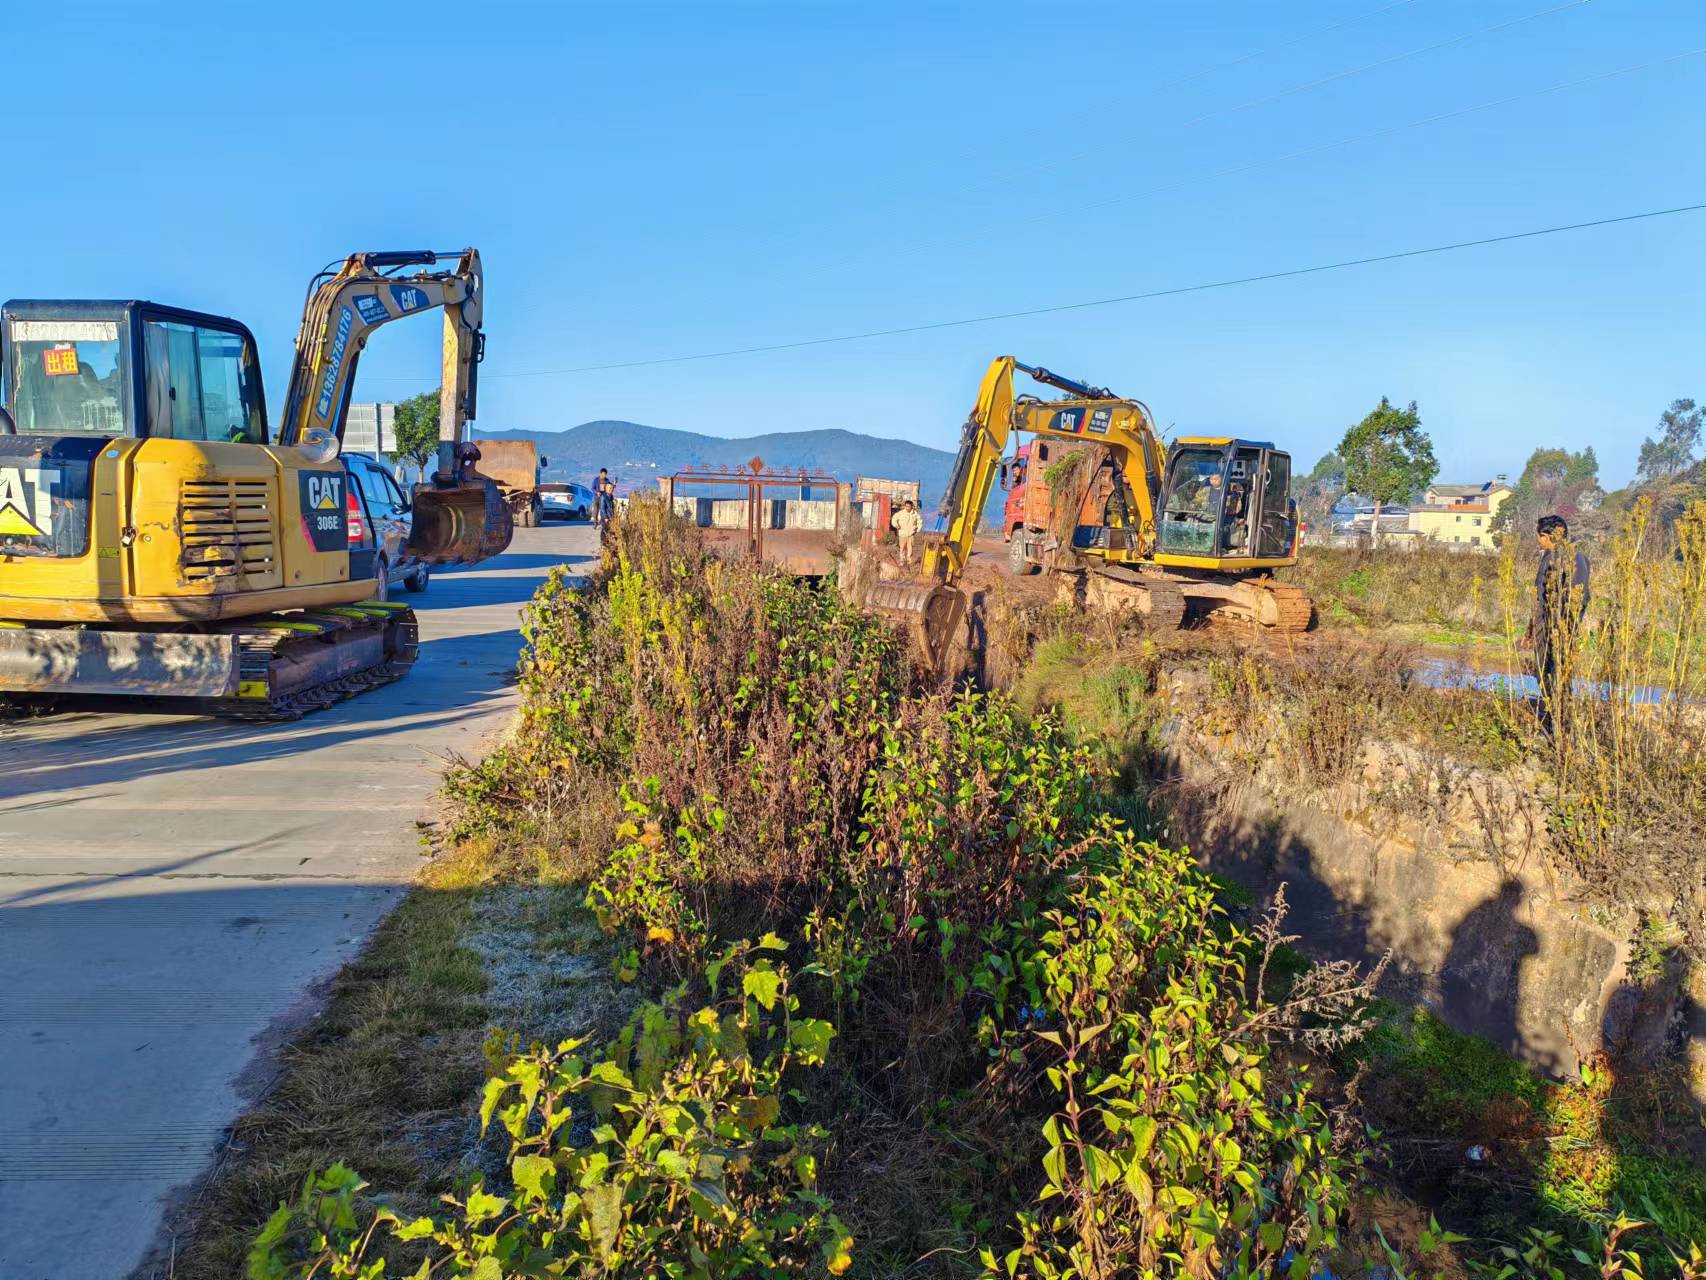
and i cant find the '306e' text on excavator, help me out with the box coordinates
[870,355,1314,667]
[0,249,513,717]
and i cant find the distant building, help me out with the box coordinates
[344,402,397,455]
[1408,477,1513,552]
[1328,493,1411,545]
[1422,477,1512,508]
[855,476,922,506]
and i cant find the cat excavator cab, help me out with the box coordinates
[870,355,1312,668]
[0,248,513,716]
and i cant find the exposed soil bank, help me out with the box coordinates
[1163,730,1704,1094]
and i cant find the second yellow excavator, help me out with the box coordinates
[870,355,1313,667]
[0,248,512,716]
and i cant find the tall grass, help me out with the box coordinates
[1509,499,1706,958]
[1283,506,1706,953]
[1283,542,1507,632]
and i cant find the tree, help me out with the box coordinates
[1490,446,1601,546]
[1636,398,1703,484]
[1336,398,1436,544]
[392,390,441,479]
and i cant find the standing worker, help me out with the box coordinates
[593,467,616,527]
[892,498,923,567]
[1521,513,1590,733]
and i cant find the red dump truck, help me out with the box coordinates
[477,440,548,527]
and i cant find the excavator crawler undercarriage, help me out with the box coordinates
[0,601,419,719]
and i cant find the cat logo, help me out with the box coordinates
[297,470,349,552]
[305,472,343,511]
[0,464,59,538]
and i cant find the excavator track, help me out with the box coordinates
[1189,576,1315,632]
[1249,580,1314,632]
[0,602,418,719]
[1066,565,1313,633]
[216,602,420,720]
[1065,565,1189,630]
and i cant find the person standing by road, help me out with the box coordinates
[593,468,616,526]
[892,498,923,567]
[1520,513,1590,734]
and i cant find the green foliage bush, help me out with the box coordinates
[250,938,853,1279]
[258,495,1385,1280]
[975,830,1364,1280]
[841,692,1104,988]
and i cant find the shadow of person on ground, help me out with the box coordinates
[1440,877,1541,1060]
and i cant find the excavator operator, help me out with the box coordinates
[1174,461,1221,515]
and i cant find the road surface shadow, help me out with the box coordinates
[432,551,596,574]
[0,879,418,1280]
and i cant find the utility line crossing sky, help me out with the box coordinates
[7,0,1703,485]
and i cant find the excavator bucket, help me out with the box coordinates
[408,474,515,566]
[866,579,967,673]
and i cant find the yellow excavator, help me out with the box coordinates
[871,355,1313,667]
[0,248,512,717]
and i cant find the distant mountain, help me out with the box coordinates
[476,421,966,509]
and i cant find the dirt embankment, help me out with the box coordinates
[884,540,1706,1100]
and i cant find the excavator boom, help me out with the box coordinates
[920,356,1166,585]
[278,249,511,565]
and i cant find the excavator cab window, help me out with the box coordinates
[1158,446,1227,554]
[1159,442,1294,560]
[144,319,267,444]
[3,302,268,444]
[1255,452,1293,558]
[3,315,130,435]
[1221,448,1259,553]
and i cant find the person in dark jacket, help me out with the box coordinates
[1520,513,1589,733]
[593,468,616,526]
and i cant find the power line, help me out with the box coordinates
[354,46,1701,390]
[365,3,1613,389]
[498,203,1706,377]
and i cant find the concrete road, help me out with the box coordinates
[0,522,596,1279]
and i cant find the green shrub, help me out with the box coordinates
[257,497,1398,1280]
[977,830,1367,1280]
[842,692,1104,990]
[249,939,853,1279]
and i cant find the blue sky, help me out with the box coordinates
[7,0,1703,486]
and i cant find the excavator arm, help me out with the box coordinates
[924,355,1018,583]
[871,354,1164,670]
[922,355,1165,583]
[278,249,511,565]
